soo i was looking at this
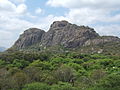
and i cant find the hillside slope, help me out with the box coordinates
[9,20,120,54]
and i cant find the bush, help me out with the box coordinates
[29,60,53,70]
[98,74,120,89]
[54,65,76,83]
[12,72,29,89]
[67,63,84,71]
[51,82,77,90]
[22,82,50,90]
[12,59,30,69]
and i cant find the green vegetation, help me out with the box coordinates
[0,51,120,90]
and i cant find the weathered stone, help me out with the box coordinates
[11,20,120,50]
[12,28,45,49]
[84,36,120,46]
[41,20,99,48]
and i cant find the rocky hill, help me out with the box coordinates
[10,20,120,54]
[12,28,45,49]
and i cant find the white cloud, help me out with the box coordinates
[46,0,120,37]
[47,0,120,9]
[0,0,16,12]
[9,0,25,4]
[0,17,32,47]
[0,30,14,48]
[46,0,120,24]
[35,8,42,14]
[0,0,35,48]
[0,16,42,48]
[26,13,37,19]
[65,8,101,25]
[16,4,27,14]
[0,0,27,16]
[95,25,120,37]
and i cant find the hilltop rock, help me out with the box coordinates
[10,20,120,50]
[41,20,99,48]
[12,28,45,49]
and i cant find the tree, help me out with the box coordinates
[24,66,41,82]
[12,59,30,69]
[12,72,29,89]
[54,65,76,85]
[91,69,106,83]
[99,74,120,88]
[29,60,53,70]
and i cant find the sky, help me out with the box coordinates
[0,0,120,48]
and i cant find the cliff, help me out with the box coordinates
[10,20,120,53]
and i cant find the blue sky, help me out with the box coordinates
[0,0,120,48]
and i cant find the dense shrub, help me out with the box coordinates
[22,82,50,90]
[0,52,120,90]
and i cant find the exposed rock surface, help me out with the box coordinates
[12,28,45,49]
[41,20,99,48]
[11,20,120,50]
[84,36,120,46]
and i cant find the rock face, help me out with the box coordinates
[11,20,120,50]
[12,28,45,49]
[41,21,99,48]
[84,36,120,46]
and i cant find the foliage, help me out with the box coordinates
[51,82,77,90]
[22,82,50,90]
[54,65,76,83]
[0,51,120,90]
